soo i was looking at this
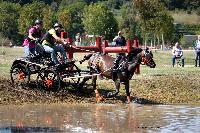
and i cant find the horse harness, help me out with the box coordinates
[90,54,101,73]
[90,54,114,75]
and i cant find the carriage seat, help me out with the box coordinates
[35,43,51,58]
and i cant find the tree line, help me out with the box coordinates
[0,0,200,47]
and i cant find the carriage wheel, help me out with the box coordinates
[37,69,60,91]
[10,63,29,89]
[59,63,81,87]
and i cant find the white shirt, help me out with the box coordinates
[195,40,200,49]
[172,46,183,57]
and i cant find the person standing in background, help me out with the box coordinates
[75,33,81,46]
[172,42,184,67]
[112,31,127,79]
[193,35,200,67]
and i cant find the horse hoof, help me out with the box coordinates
[107,92,113,98]
[96,96,105,103]
[125,100,131,104]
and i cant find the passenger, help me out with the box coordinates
[41,22,68,65]
[172,42,184,67]
[23,19,43,57]
[193,35,200,67]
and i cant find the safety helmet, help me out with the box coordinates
[35,19,43,25]
[54,23,62,28]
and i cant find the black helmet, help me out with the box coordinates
[35,19,43,25]
[54,23,62,28]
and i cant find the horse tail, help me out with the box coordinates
[79,54,93,64]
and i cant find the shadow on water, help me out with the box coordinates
[0,127,61,133]
[132,96,161,104]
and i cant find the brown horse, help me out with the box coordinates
[79,47,156,103]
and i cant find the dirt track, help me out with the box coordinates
[1,74,200,105]
[0,77,125,105]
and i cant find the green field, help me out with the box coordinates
[1,47,199,77]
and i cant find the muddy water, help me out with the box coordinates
[0,104,199,133]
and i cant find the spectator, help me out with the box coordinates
[75,33,81,46]
[193,35,200,67]
[172,42,184,67]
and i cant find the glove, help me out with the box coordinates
[35,38,40,43]
[64,41,68,45]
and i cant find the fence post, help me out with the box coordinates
[134,39,140,74]
[103,40,109,54]
[96,36,102,52]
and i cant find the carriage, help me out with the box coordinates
[10,40,156,103]
[10,43,82,91]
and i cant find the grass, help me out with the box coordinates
[139,50,200,76]
[1,47,200,104]
[1,47,200,78]
[0,47,199,76]
[171,11,200,24]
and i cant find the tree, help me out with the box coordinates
[18,1,47,35]
[3,0,58,5]
[102,0,123,10]
[60,0,85,6]
[134,0,174,44]
[57,8,72,34]
[0,1,21,41]
[82,3,118,40]
[119,2,142,39]
[42,6,55,30]
[60,1,87,36]
[183,0,200,10]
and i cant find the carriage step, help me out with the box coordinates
[62,74,101,81]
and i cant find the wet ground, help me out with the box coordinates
[1,74,200,132]
[0,77,124,105]
[1,73,200,105]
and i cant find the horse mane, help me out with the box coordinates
[127,47,143,62]
[130,47,143,56]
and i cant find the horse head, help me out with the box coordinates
[127,47,156,73]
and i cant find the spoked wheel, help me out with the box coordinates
[10,63,29,89]
[37,69,60,91]
[59,63,81,87]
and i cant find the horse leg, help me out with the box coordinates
[78,77,91,91]
[125,81,131,104]
[107,79,120,98]
[92,75,97,90]
[112,55,122,80]
[92,76,104,103]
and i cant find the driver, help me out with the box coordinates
[41,23,68,65]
